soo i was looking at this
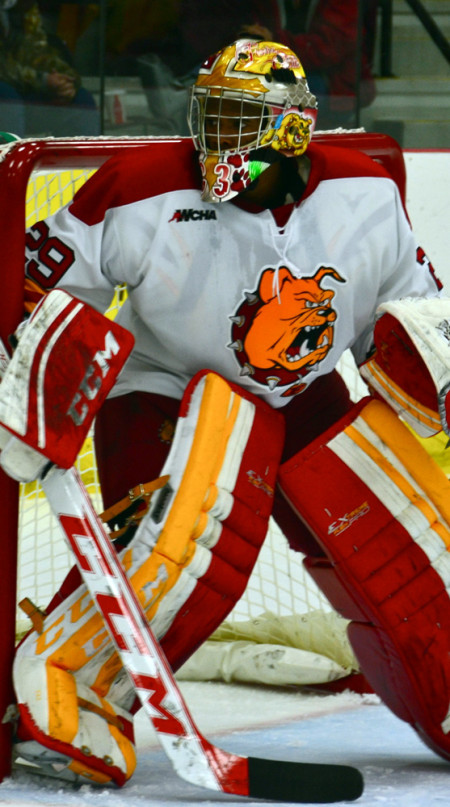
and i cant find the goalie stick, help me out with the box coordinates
[0,289,362,801]
[39,465,364,804]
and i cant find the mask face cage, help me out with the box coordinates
[187,42,318,203]
[188,86,283,157]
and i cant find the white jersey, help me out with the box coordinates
[25,138,441,408]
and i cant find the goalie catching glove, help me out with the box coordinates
[12,370,284,786]
[360,297,450,437]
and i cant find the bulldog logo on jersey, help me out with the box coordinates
[228,265,345,397]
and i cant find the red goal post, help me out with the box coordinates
[0,132,406,781]
[0,136,162,780]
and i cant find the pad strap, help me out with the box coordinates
[100,476,170,543]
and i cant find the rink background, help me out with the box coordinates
[0,149,449,807]
[403,150,449,287]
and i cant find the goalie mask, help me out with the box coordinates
[188,39,317,203]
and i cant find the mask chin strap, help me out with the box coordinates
[247,148,278,184]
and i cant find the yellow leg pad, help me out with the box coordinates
[13,371,284,785]
[91,369,284,685]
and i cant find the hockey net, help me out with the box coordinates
[1,133,402,716]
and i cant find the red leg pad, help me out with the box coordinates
[279,397,450,761]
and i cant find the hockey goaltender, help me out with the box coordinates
[1,37,450,794]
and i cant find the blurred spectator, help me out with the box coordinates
[46,0,183,77]
[178,0,262,79]
[177,0,376,130]
[39,1,100,58]
[0,0,99,137]
[105,0,181,73]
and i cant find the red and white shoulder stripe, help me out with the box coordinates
[69,139,201,226]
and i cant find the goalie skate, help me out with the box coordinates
[12,741,94,785]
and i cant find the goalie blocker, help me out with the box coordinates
[278,395,450,763]
[0,288,134,481]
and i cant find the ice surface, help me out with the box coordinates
[1,681,449,807]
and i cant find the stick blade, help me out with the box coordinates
[247,757,364,803]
